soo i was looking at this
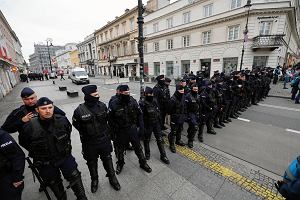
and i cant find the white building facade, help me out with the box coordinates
[54,43,77,71]
[77,34,98,75]
[143,0,300,78]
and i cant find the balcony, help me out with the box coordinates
[251,34,285,51]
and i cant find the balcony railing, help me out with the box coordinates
[252,34,285,51]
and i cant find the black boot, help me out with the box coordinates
[134,145,152,173]
[115,146,125,175]
[198,125,204,142]
[116,161,124,175]
[213,123,222,129]
[143,139,150,160]
[207,121,217,135]
[168,133,176,153]
[175,129,185,146]
[49,179,67,200]
[157,139,170,164]
[219,122,226,127]
[68,169,87,200]
[102,156,121,191]
[87,160,99,193]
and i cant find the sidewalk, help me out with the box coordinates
[268,81,292,99]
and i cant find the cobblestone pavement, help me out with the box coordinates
[268,81,292,99]
[0,78,286,200]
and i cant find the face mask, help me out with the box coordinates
[120,94,130,103]
[158,80,165,86]
[84,95,99,105]
[145,96,154,102]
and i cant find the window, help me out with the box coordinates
[153,23,159,33]
[203,4,213,17]
[228,25,240,40]
[122,22,126,34]
[202,31,211,44]
[183,12,191,24]
[166,61,174,76]
[123,43,128,56]
[154,62,160,76]
[167,39,173,50]
[223,57,238,75]
[115,25,119,36]
[166,17,173,29]
[109,29,113,39]
[260,21,272,35]
[143,44,147,53]
[231,0,241,9]
[253,56,268,68]
[131,41,136,54]
[105,32,108,41]
[182,35,190,47]
[130,18,135,31]
[154,42,159,51]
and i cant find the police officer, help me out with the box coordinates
[72,85,121,193]
[185,83,200,148]
[153,75,169,130]
[1,87,65,136]
[139,87,170,164]
[108,85,152,174]
[275,156,300,200]
[20,97,87,200]
[199,80,217,141]
[168,85,186,153]
[0,129,25,200]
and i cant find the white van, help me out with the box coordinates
[70,68,90,84]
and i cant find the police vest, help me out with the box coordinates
[29,116,71,164]
[0,151,11,178]
[144,101,160,122]
[172,96,185,115]
[284,156,300,182]
[188,94,199,114]
[114,100,138,128]
[77,103,108,138]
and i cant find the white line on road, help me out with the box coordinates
[258,103,300,112]
[237,117,251,122]
[286,129,300,135]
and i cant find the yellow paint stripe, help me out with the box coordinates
[168,142,285,200]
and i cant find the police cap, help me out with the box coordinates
[82,85,97,95]
[36,97,53,107]
[21,87,35,98]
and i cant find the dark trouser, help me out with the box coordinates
[291,87,299,100]
[37,155,86,200]
[82,135,113,182]
[0,174,24,200]
[144,122,167,157]
[115,127,147,166]
[273,75,279,84]
[160,108,167,128]
[169,122,184,143]
[187,122,198,142]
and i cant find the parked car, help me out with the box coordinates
[70,68,90,84]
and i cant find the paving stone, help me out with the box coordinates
[171,181,213,200]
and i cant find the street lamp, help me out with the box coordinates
[137,0,145,100]
[239,0,252,71]
[46,38,53,72]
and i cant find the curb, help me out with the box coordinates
[268,95,291,99]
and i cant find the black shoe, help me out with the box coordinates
[236,112,242,115]
[108,175,121,191]
[187,141,193,148]
[175,140,185,146]
[126,143,134,151]
[140,163,152,173]
[198,135,203,142]
[207,130,217,135]
[222,120,229,124]
[230,115,238,119]
[160,156,170,164]
[116,163,124,175]
[219,122,225,127]
[226,118,232,122]
[169,145,176,153]
[213,124,222,129]
[296,102,300,104]
[91,179,99,193]
[283,87,288,89]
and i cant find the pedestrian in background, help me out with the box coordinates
[273,65,282,84]
[284,66,292,89]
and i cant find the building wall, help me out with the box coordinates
[143,0,300,77]
[70,50,80,68]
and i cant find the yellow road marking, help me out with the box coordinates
[167,142,285,200]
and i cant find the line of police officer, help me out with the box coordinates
[152,67,273,153]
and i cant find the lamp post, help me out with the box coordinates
[46,38,53,72]
[239,0,252,71]
[137,0,145,100]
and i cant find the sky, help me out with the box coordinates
[1,0,176,62]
